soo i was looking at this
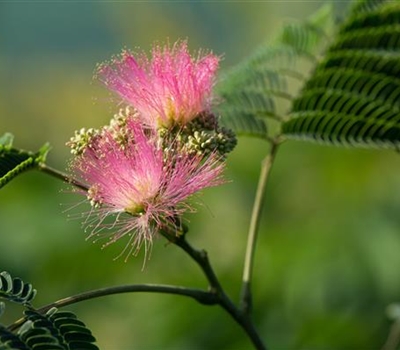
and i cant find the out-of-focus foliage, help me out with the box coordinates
[284,1,400,148]
[1,1,400,349]
[216,4,335,139]
[219,0,400,150]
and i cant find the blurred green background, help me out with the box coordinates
[1,1,400,349]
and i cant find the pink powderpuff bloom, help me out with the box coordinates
[97,41,219,128]
[71,117,225,261]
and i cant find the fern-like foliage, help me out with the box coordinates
[282,0,400,148]
[218,0,400,149]
[0,133,50,189]
[0,308,98,350]
[215,4,335,139]
[0,272,98,349]
[0,271,36,306]
[349,0,388,15]
[0,325,28,350]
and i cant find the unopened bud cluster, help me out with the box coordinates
[159,112,237,159]
[67,108,136,156]
[103,107,132,149]
[184,122,237,158]
[87,185,102,208]
[67,128,99,156]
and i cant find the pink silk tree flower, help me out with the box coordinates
[70,117,225,261]
[96,41,219,129]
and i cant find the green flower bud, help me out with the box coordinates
[66,128,99,156]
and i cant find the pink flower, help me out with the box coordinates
[97,41,219,128]
[71,117,224,261]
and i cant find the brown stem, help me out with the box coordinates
[38,163,89,191]
[161,229,267,350]
[8,284,216,332]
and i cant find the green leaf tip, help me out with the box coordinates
[0,135,52,189]
[0,133,14,150]
[36,142,51,164]
[0,271,37,305]
[16,308,99,350]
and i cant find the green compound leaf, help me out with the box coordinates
[0,271,37,305]
[349,0,388,15]
[15,308,99,350]
[282,1,400,149]
[0,273,98,350]
[0,133,50,189]
[216,4,335,139]
[0,325,29,350]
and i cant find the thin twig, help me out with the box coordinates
[38,163,89,191]
[240,139,280,315]
[172,236,223,292]
[161,229,267,350]
[8,284,216,332]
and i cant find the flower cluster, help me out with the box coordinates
[67,41,236,261]
[97,41,218,129]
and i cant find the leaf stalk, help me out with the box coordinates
[240,139,280,315]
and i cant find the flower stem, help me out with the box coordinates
[8,284,216,332]
[240,139,280,315]
[38,163,89,191]
[162,229,267,350]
